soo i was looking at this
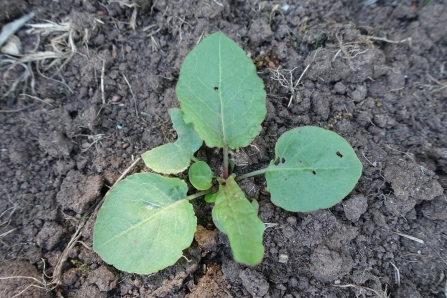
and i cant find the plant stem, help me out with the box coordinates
[235,167,269,181]
[185,189,213,201]
[190,156,200,163]
[223,145,229,179]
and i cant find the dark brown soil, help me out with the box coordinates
[1,0,446,297]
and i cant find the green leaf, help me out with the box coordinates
[251,199,259,214]
[93,172,197,274]
[204,192,218,203]
[176,32,266,149]
[229,159,236,173]
[212,175,265,265]
[142,108,202,174]
[265,126,363,212]
[189,161,213,190]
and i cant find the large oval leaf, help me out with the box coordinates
[265,126,362,212]
[93,173,196,274]
[212,175,265,265]
[176,32,266,149]
[142,108,202,174]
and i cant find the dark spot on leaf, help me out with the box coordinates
[336,151,343,158]
[312,170,316,175]
[281,157,285,163]
[214,86,218,90]
[134,240,138,244]
[274,158,280,165]
[299,160,302,163]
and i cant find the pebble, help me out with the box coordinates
[278,254,289,263]
[286,216,297,225]
[111,95,122,102]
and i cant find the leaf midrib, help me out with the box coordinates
[218,35,227,146]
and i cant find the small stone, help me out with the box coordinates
[122,142,130,149]
[334,82,346,94]
[343,195,368,222]
[286,216,297,225]
[111,95,122,102]
[278,254,289,263]
[239,269,270,297]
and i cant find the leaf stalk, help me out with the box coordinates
[235,168,268,181]
[185,189,213,201]
[223,145,229,179]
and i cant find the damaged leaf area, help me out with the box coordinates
[265,126,362,212]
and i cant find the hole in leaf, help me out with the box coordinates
[281,157,286,163]
[214,86,219,90]
[336,151,343,158]
[274,158,280,165]
[312,170,316,175]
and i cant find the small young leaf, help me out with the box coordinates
[229,159,236,173]
[251,199,259,214]
[142,108,202,174]
[204,192,218,203]
[265,126,362,212]
[189,161,213,190]
[176,32,267,149]
[212,175,265,265]
[93,173,197,274]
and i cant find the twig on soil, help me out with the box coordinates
[389,262,401,286]
[115,157,142,186]
[0,228,17,239]
[393,231,424,244]
[269,50,317,107]
[334,284,390,298]
[122,73,139,119]
[47,222,85,287]
[424,73,447,96]
[0,103,37,113]
[35,64,74,93]
[361,150,377,167]
[20,93,55,107]
[264,223,279,229]
[211,0,224,7]
[367,36,412,47]
[0,276,47,298]
[101,60,106,104]
[109,0,139,29]
[385,145,414,161]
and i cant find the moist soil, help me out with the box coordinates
[1,0,447,297]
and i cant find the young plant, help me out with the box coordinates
[93,32,362,274]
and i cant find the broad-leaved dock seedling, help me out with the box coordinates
[93,32,363,274]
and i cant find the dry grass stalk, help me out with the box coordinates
[334,284,390,298]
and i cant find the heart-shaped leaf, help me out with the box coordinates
[176,32,266,149]
[265,126,362,212]
[142,108,202,174]
[212,175,265,265]
[93,173,196,274]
